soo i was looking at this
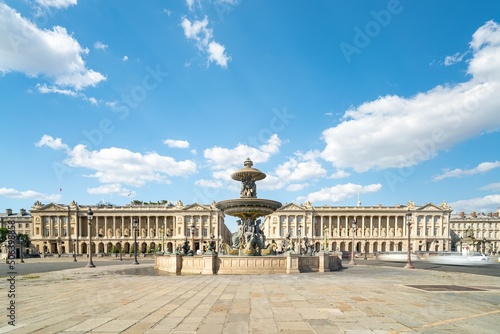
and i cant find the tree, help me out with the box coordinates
[0,227,8,243]
[17,233,31,247]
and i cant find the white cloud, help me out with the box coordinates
[480,182,500,192]
[35,134,70,152]
[433,161,500,181]
[0,3,105,90]
[36,83,77,96]
[0,187,61,202]
[274,153,327,182]
[186,0,196,11]
[444,52,466,66]
[180,16,230,68]
[297,183,382,204]
[449,194,500,214]
[35,0,77,9]
[207,41,230,68]
[88,184,134,197]
[329,170,350,179]
[321,20,500,173]
[122,55,128,62]
[287,183,309,192]
[194,179,222,188]
[163,139,190,148]
[94,41,108,50]
[36,136,197,189]
[204,134,282,171]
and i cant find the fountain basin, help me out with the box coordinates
[215,198,282,219]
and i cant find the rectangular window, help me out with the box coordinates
[203,228,208,237]
[45,229,49,237]
[280,227,284,237]
[63,228,67,237]
[54,228,58,237]
[25,223,29,228]
[195,228,199,237]
[187,229,191,237]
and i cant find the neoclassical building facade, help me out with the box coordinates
[29,200,231,256]
[15,199,500,257]
[261,201,456,255]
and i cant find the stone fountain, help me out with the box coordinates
[215,158,282,256]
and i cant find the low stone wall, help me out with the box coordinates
[155,252,342,275]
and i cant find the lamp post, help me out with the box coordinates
[19,237,25,263]
[482,237,486,254]
[298,225,302,255]
[133,218,139,265]
[162,220,165,254]
[459,237,463,255]
[72,240,77,262]
[404,208,414,269]
[364,240,368,260]
[349,218,357,265]
[191,222,195,254]
[57,237,61,258]
[86,208,95,268]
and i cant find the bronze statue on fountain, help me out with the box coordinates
[216,158,282,256]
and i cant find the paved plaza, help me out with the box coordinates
[1,259,500,333]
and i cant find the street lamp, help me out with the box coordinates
[133,218,139,265]
[72,240,77,262]
[364,240,368,260]
[86,208,95,268]
[19,236,25,263]
[459,237,463,255]
[482,237,486,254]
[404,208,414,269]
[349,218,357,265]
[57,237,61,258]
[298,225,302,255]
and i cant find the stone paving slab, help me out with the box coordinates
[1,263,499,333]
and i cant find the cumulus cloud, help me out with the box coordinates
[0,3,105,91]
[433,161,500,181]
[35,135,197,192]
[297,183,382,205]
[449,194,500,214]
[35,134,70,152]
[204,134,282,171]
[0,187,61,202]
[180,16,230,68]
[163,139,190,148]
[321,20,500,173]
[274,152,327,182]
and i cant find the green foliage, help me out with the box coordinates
[0,227,8,243]
[17,233,31,247]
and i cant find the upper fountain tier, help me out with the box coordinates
[215,158,282,219]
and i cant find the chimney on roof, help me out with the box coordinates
[6,209,12,215]
[494,212,499,218]
[470,211,477,218]
[488,212,493,217]
[459,212,465,218]
[20,208,26,216]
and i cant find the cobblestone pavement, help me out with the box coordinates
[1,261,499,333]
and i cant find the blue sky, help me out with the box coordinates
[1,0,500,231]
